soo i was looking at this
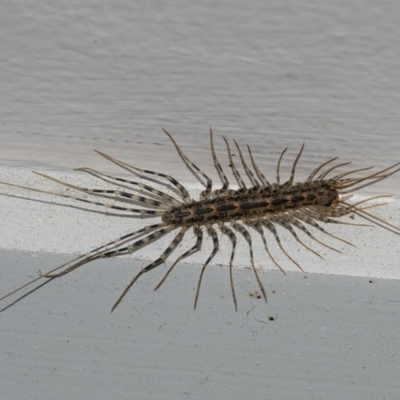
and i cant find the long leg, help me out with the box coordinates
[0,222,167,307]
[154,226,203,290]
[45,225,177,278]
[300,207,369,227]
[111,226,189,312]
[288,143,305,186]
[335,162,400,191]
[0,179,166,217]
[231,222,267,303]
[33,172,168,216]
[218,223,238,311]
[311,195,396,222]
[0,278,56,313]
[283,214,342,253]
[244,220,287,275]
[223,137,247,189]
[330,166,376,182]
[338,199,400,234]
[34,171,170,209]
[315,161,353,181]
[233,139,259,188]
[306,156,339,182]
[276,147,288,187]
[95,150,192,203]
[247,144,272,190]
[162,129,214,200]
[269,216,323,260]
[294,210,356,247]
[194,225,219,309]
[210,128,229,191]
[75,167,182,206]
[259,219,304,272]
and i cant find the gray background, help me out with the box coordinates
[1,1,400,399]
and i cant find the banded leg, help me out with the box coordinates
[335,162,400,191]
[233,139,259,188]
[45,225,176,278]
[75,167,182,206]
[300,207,367,227]
[0,223,167,306]
[294,210,356,247]
[0,179,165,218]
[154,226,204,290]
[244,220,286,275]
[210,128,229,191]
[194,225,219,309]
[260,219,304,272]
[282,214,342,253]
[247,144,272,190]
[269,216,323,260]
[315,161,353,181]
[111,226,189,312]
[329,166,375,182]
[163,129,213,200]
[95,150,191,203]
[231,222,267,303]
[338,199,400,234]
[310,195,391,220]
[306,156,338,183]
[288,143,305,186]
[276,147,288,187]
[34,172,168,216]
[223,137,247,189]
[218,223,238,310]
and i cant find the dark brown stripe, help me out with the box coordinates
[291,195,304,203]
[240,201,268,210]
[271,198,288,206]
[216,203,236,212]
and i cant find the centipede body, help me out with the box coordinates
[0,128,399,313]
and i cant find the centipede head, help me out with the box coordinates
[315,183,340,207]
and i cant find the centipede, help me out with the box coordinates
[1,128,399,313]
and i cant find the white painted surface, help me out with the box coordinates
[1,1,400,399]
[0,160,399,280]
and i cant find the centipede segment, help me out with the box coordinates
[1,129,399,312]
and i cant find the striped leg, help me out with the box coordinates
[223,137,247,189]
[275,147,288,187]
[210,128,229,191]
[306,156,339,183]
[33,172,167,216]
[95,150,192,203]
[282,214,342,253]
[231,222,267,303]
[163,129,213,200]
[218,223,238,310]
[44,224,175,278]
[247,144,272,190]
[294,210,355,248]
[194,225,219,309]
[244,220,286,275]
[75,167,182,206]
[154,226,204,290]
[259,219,304,272]
[0,223,167,308]
[269,215,324,260]
[288,143,305,186]
[233,139,260,188]
[111,226,189,312]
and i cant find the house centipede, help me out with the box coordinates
[1,128,399,313]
